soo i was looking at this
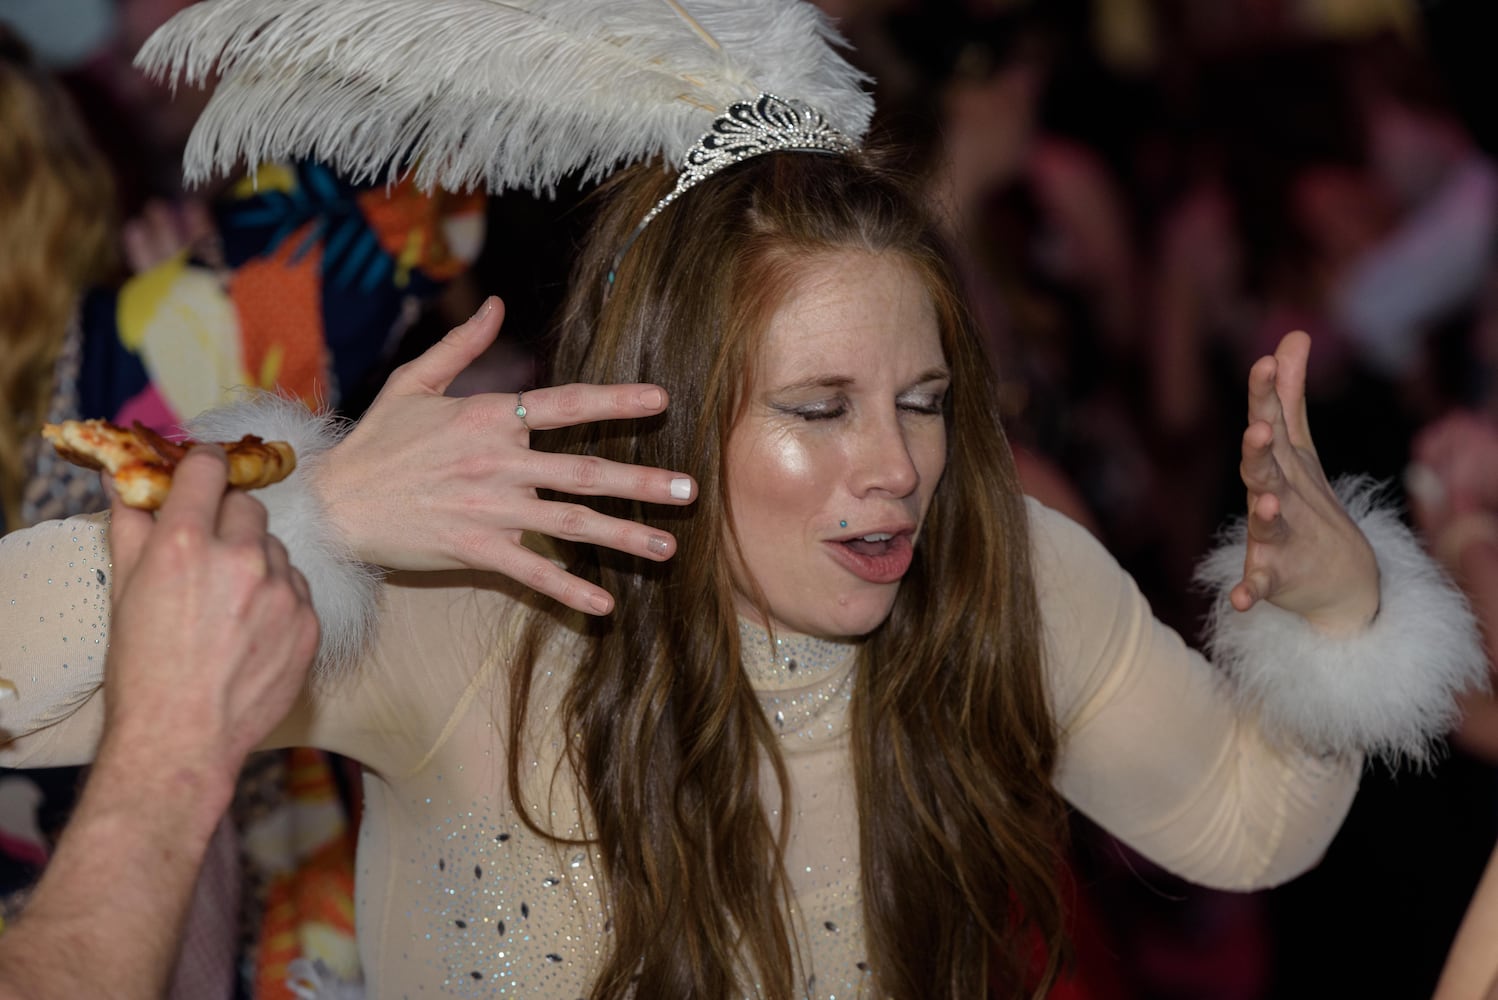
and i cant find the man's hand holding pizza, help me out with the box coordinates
[103,446,319,783]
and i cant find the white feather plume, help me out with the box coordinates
[135,0,874,195]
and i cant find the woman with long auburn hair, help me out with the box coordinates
[0,138,1484,999]
[0,0,1486,994]
[519,152,1065,997]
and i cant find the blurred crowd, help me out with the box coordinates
[825,2,1498,998]
[6,0,1498,997]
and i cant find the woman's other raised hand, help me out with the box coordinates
[1232,331,1380,632]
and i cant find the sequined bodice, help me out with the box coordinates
[740,620,858,740]
[355,621,874,999]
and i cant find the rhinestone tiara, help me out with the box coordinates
[644,93,856,228]
[607,93,857,285]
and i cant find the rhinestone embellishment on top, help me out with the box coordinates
[640,94,857,231]
[607,94,857,286]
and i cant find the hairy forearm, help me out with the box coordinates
[0,741,234,1000]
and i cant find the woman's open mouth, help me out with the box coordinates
[826,531,914,584]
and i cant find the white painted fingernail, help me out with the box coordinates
[647,535,670,556]
[670,478,692,500]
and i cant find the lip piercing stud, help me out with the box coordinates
[839,520,848,528]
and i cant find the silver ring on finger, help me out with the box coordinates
[514,390,530,432]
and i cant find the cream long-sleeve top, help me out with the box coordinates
[0,497,1473,999]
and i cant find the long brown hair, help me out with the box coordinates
[0,32,118,528]
[511,149,1066,998]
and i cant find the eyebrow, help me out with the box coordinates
[772,367,952,393]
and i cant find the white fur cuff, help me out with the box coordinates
[187,395,381,677]
[1195,478,1487,764]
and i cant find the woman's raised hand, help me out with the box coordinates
[314,297,697,615]
[1232,331,1379,632]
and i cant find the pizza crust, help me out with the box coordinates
[41,419,297,510]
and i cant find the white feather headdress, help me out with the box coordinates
[135,0,874,196]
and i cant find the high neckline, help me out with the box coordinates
[738,619,859,692]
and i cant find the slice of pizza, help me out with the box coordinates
[41,419,297,511]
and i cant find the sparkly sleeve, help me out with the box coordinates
[1030,500,1360,891]
[0,512,517,776]
[263,568,525,777]
[0,514,112,767]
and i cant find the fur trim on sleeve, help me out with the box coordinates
[187,395,381,678]
[1195,477,1487,765]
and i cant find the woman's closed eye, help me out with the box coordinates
[771,389,947,422]
[898,389,947,415]
[774,398,848,421]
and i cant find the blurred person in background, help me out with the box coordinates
[1331,34,1498,411]
[0,26,119,533]
[1408,412,1498,761]
[1409,410,1498,1000]
[0,19,485,997]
